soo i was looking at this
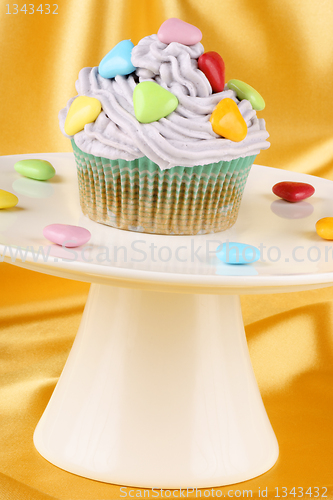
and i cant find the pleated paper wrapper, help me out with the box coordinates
[72,140,256,235]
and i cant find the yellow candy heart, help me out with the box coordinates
[316,218,333,240]
[64,96,102,136]
[0,189,18,209]
[210,98,247,142]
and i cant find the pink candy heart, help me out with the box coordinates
[157,18,202,46]
[43,224,91,248]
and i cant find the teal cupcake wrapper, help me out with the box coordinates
[71,140,255,235]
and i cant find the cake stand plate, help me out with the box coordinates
[1,153,333,488]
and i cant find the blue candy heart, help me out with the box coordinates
[98,40,136,79]
[216,242,260,265]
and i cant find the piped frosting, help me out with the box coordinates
[59,32,269,170]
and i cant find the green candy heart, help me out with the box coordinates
[227,79,265,111]
[133,81,178,123]
[14,159,56,181]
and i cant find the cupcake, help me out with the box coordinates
[59,18,269,235]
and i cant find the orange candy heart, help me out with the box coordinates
[210,98,247,142]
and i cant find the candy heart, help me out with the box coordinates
[43,224,91,247]
[227,79,265,111]
[316,218,333,240]
[14,159,55,181]
[210,98,247,141]
[98,40,136,79]
[64,96,102,136]
[272,181,315,203]
[133,81,178,123]
[0,189,18,209]
[198,52,225,93]
[216,242,260,265]
[157,18,202,45]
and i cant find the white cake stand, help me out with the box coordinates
[2,153,333,489]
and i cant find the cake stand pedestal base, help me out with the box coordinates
[34,284,279,488]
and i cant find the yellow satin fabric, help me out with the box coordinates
[1,0,333,498]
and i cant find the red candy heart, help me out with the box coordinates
[272,181,315,203]
[198,51,225,93]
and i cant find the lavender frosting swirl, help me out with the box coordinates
[59,34,269,170]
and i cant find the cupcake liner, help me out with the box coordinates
[72,140,256,235]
